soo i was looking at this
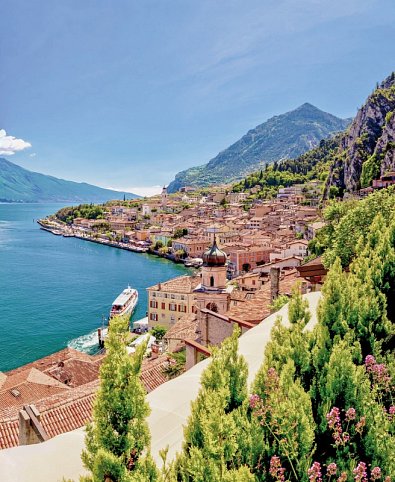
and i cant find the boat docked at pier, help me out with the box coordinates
[109,286,138,319]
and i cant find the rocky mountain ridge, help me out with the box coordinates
[167,103,350,192]
[325,72,395,195]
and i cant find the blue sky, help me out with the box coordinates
[1,0,395,195]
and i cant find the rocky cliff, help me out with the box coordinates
[325,73,395,195]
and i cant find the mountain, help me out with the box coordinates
[325,72,395,195]
[0,158,138,203]
[167,103,350,192]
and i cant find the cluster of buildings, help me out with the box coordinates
[68,184,321,276]
[1,181,328,450]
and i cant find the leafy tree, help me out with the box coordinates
[173,228,188,239]
[81,316,158,481]
[151,325,167,340]
[322,186,395,267]
[269,294,289,312]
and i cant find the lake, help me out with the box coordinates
[0,203,189,371]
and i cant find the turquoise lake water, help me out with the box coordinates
[0,203,189,372]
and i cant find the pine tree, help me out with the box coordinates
[81,316,158,482]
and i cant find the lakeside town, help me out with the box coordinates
[0,179,329,449]
[2,169,394,454]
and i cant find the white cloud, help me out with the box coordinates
[0,129,32,156]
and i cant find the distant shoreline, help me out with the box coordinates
[37,219,190,265]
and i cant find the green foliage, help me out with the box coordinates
[173,328,254,481]
[81,315,158,481]
[162,349,186,379]
[385,110,394,124]
[309,186,395,267]
[56,204,105,224]
[151,325,167,340]
[269,294,289,312]
[175,249,187,259]
[360,153,382,187]
[154,240,164,250]
[232,135,341,200]
[173,228,188,239]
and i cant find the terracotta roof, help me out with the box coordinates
[227,270,298,324]
[0,352,174,449]
[297,256,328,278]
[164,314,198,342]
[141,355,175,393]
[147,275,201,294]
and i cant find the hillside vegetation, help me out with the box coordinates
[232,135,341,199]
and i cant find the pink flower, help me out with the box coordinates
[384,477,391,482]
[389,406,395,415]
[365,355,376,368]
[345,407,356,421]
[327,463,337,476]
[353,461,368,482]
[337,473,348,482]
[308,462,322,482]
[371,467,382,480]
[327,407,341,429]
[249,393,261,409]
[355,416,366,435]
[269,455,285,481]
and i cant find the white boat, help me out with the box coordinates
[109,286,138,319]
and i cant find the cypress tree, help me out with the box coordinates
[81,316,158,482]
[173,328,254,481]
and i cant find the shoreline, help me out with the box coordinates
[37,219,188,265]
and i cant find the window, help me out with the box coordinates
[206,302,218,313]
[169,303,177,311]
[210,276,215,287]
[150,300,158,308]
[161,302,166,310]
[171,294,175,299]
[150,313,158,321]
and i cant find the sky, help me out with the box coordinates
[1,0,395,196]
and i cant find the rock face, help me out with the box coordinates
[167,103,350,192]
[325,73,395,195]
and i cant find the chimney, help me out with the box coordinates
[270,267,280,302]
[18,405,48,446]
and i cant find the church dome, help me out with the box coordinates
[202,239,227,267]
